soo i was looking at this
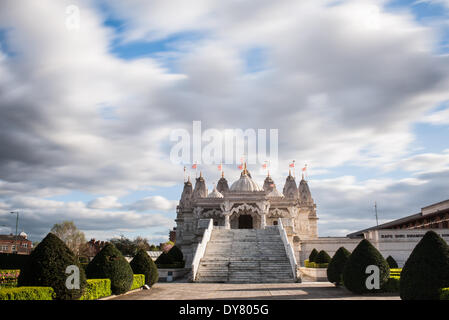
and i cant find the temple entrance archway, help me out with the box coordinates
[238,215,253,229]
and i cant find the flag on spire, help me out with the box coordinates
[218,164,222,171]
[192,163,197,169]
[302,164,307,172]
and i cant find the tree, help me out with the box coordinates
[342,239,389,294]
[133,236,151,252]
[18,233,87,300]
[51,221,86,257]
[327,247,351,286]
[386,255,398,269]
[400,231,449,300]
[85,243,134,295]
[109,236,137,256]
[130,249,159,286]
[315,250,331,264]
[309,248,318,262]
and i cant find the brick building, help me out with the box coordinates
[0,232,33,255]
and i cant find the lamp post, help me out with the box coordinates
[10,211,19,254]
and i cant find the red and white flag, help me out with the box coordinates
[302,164,307,172]
[262,163,267,169]
[218,164,222,171]
[289,161,295,168]
[192,163,197,169]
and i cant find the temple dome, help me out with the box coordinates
[230,170,262,192]
[267,188,284,198]
[298,175,313,204]
[217,172,229,193]
[208,186,224,198]
[230,173,262,192]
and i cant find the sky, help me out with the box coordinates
[1,0,449,244]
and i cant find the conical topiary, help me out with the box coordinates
[315,250,332,264]
[130,249,159,286]
[18,232,87,300]
[155,251,175,265]
[309,248,318,262]
[400,231,449,300]
[327,247,351,286]
[85,243,133,295]
[167,245,184,263]
[343,239,390,294]
[386,255,398,269]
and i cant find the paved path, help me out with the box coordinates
[111,281,400,300]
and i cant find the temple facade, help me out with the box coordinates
[175,164,318,266]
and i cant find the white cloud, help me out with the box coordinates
[88,196,122,209]
[0,0,449,239]
[127,196,178,212]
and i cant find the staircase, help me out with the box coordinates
[195,227,295,283]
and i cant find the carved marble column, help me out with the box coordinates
[261,213,267,229]
[225,214,230,229]
[220,200,233,230]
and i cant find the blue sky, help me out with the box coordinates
[1,0,449,243]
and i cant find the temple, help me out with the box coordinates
[175,163,318,269]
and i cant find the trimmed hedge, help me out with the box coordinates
[390,268,402,279]
[130,249,159,286]
[309,249,318,263]
[0,287,55,300]
[130,274,145,290]
[343,239,390,294]
[440,288,449,300]
[327,247,351,286]
[79,279,112,300]
[386,256,398,268]
[86,243,134,295]
[400,231,449,300]
[315,250,332,264]
[18,233,87,300]
[304,260,328,268]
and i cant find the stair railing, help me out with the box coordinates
[191,218,214,281]
[277,219,298,281]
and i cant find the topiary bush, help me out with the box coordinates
[327,247,351,286]
[400,231,449,300]
[386,255,398,268]
[17,233,86,300]
[167,245,184,263]
[383,277,400,293]
[342,239,390,294]
[85,243,133,295]
[309,249,318,263]
[315,250,332,264]
[155,251,175,265]
[130,249,159,286]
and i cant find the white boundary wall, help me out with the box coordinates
[300,228,449,268]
